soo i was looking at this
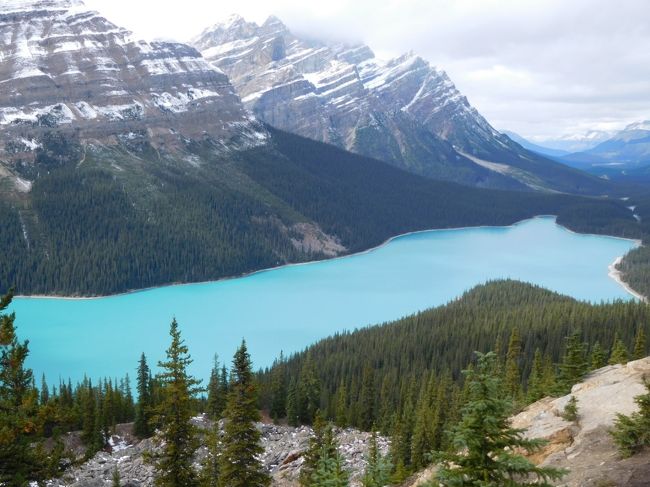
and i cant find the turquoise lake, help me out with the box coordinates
[10,216,639,383]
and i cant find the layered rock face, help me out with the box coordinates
[0,0,266,180]
[193,15,606,193]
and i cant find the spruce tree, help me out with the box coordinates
[219,340,270,487]
[0,290,43,486]
[300,412,327,486]
[362,431,392,487]
[410,386,432,470]
[286,378,300,427]
[335,381,348,428]
[526,348,545,403]
[610,381,650,457]
[609,334,630,365]
[308,423,349,487]
[298,354,321,424]
[504,328,523,403]
[590,341,607,370]
[557,332,588,394]
[269,352,287,422]
[217,366,228,414]
[40,373,49,405]
[112,468,122,487]
[199,422,221,487]
[206,355,225,420]
[633,327,647,360]
[152,318,202,487]
[434,352,566,486]
[135,353,153,438]
[359,365,375,431]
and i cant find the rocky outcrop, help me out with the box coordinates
[511,357,650,486]
[193,15,607,194]
[47,418,389,487]
[403,357,650,487]
[0,0,267,186]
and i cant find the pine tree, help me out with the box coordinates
[434,352,566,486]
[219,340,270,487]
[0,290,43,486]
[362,431,392,487]
[152,318,202,487]
[590,341,607,370]
[609,334,630,365]
[557,331,588,394]
[633,327,647,360]
[134,353,153,438]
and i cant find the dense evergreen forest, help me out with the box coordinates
[2,281,649,485]
[0,128,643,296]
[257,279,650,479]
[617,188,650,298]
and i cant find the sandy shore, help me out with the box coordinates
[17,215,645,301]
[608,256,647,302]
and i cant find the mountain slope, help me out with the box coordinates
[193,15,608,195]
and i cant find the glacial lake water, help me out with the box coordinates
[10,216,639,383]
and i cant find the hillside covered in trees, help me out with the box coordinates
[257,279,650,479]
[0,128,644,296]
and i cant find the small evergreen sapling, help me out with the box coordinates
[610,381,650,457]
[434,352,567,487]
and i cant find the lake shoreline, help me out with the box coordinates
[608,257,647,302]
[17,215,643,301]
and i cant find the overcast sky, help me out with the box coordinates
[84,0,650,141]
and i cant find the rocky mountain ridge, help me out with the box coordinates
[193,14,607,194]
[0,0,266,187]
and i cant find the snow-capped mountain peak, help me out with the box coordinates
[192,14,605,194]
[0,0,266,176]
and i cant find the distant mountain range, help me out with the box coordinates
[192,14,606,194]
[507,122,650,178]
[502,131,572,158]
